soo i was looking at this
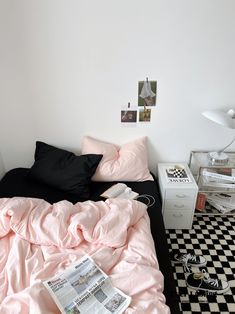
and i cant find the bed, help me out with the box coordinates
[0,138,180,314]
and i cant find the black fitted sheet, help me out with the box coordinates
[0,168,180,313]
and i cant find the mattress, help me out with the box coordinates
[0,168,180,314]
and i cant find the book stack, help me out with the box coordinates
[201,168,235,190]
[201,168,235,214]
[206,193,235,214]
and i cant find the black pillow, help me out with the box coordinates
[28,141,102,198]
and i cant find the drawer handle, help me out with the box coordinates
[174,204,184,209]
[173,213,183,217]
[176,194,186,198]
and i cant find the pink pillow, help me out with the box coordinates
[82,136,153,181]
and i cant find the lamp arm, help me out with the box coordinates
[218,136,235,154]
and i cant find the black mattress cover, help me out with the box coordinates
[0,168,180,313]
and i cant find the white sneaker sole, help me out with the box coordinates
[187,283,230,294]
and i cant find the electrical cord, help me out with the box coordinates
[136,194,156,207]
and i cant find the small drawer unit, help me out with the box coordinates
[157,162,198,229]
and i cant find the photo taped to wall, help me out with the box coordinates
[138,80,157,106]
[139,108,151,122]
[121,110,137,123]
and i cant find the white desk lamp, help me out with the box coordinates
[202,109,235,165]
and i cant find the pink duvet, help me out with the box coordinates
[0,197,170,314]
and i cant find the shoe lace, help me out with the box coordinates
[202,269,219,288]
[188,254,197,262]
[181,253,196,263]
[181,254,193,273]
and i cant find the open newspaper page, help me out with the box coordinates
[43,255,131,314]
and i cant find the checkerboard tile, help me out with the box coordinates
[166,215,235,314]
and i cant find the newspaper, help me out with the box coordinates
[43,255,131,314]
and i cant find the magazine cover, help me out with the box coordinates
[165,165,192,183]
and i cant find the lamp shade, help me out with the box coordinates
[202,109,235,129]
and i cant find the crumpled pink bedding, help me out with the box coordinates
[0,197,170,314]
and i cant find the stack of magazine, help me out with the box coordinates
[206,193,235,214]
[201,168,235,214]
[201,168,235,190]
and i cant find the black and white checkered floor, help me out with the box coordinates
[166,215,235,314]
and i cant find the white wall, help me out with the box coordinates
[0,152,5,179]
[1,0,235,173]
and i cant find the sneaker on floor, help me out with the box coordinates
[186,270,230,294]
[170,251,207,267]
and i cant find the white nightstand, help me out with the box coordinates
[157,162,198,229]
